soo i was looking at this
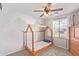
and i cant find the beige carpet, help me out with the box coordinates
[7,46,72,56]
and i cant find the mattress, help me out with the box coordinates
[27,41,51,51]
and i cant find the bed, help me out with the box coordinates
[23,24,53,55]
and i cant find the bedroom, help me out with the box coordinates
[0,3,79,56]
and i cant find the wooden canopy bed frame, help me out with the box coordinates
[23,24,53,55]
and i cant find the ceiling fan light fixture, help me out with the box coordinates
[34,3,63,17]
[44,12,51,16]
[48,12,51,15]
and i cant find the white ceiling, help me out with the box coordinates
[2,3,79,19]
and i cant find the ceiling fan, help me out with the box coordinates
[34,3,63,17]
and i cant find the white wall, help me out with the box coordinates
[0,13,39,55]
[0,9,44,56]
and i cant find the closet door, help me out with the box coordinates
[53,18,68,49]
[53,20,59,39]
[59,19,68,49]
[53,20,61,48]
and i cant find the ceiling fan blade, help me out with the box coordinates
[0,3,2,10]
[34,10,43,12]
[51,8,63,11]
[40,13,44,17]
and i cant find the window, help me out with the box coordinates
[53,18,68,39]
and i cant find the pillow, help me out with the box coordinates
[43,39,51,42]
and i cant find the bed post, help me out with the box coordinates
[25,24,35,55]
[25,24,31,48]
[44,26,53,44]
[28,24,35,55]
[32,31,35,55]
[51,28,53,44]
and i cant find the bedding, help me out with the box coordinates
[27,41,51,51]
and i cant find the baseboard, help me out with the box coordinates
[0,47,24,56]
